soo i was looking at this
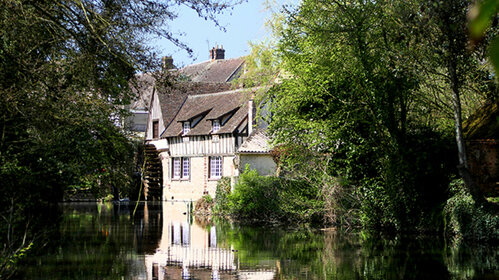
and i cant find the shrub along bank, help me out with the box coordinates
[214,166,323,226]
[214,167,499,242]
[444,180,499,242]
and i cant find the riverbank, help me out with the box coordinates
[208,170,499,242]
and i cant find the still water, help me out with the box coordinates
[20,201,498,279]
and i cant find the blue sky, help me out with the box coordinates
[152,0,297,67]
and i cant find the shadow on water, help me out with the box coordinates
[18,201,499,279]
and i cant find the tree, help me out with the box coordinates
[267,0,421,229]
[254,0,495,231]
[412,0,497,205]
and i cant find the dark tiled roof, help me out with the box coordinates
[237,129,272,154]
[162,89,250,137]
[138,56,244,138]
[130,73,155,110]
[156,82,232,130]
[179,57,245,83]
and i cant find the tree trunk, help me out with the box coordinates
[449,60,487,205]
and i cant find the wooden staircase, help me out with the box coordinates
[143,143,163,201]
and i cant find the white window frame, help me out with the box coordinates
[172,157,189,180]
[182,158,190,179]
[172,158,181,179]
[183,121,190,135]
[209,156,222,179]
[212,119,220,132]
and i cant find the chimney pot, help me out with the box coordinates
[209,45,225,60]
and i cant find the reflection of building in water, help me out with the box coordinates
[145,202,276,280]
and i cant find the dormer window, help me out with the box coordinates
[183,121,190,135]
[212,119,220,132]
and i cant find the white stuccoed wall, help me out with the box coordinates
[162,155,236,201]
[239,154,276,176]
[145,91,165,140]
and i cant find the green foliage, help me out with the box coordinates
[203,194,214,205]
[217,165,323,225]
[490,37,499,75]
[214,177,232,214]
[246,0,495,232]
[469,0,499,38]
[227,167,281,221]
[236,41,281,88]
[0,241,33,279]
[258,0,470,232]
[444,179,499,242]
[469,0,499,74]
[195,194,215,214]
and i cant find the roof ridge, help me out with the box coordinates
[180,60,210,68]
[181,56,245,69]
[188,85,269,99]
[187,87,247,99]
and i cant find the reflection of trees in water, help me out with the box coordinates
[16,203,498,279]
[445,240,499,279]
[133,202,162,255]
[19,202,163,279]
[284,232,451,279]
[215,222,498,279]
[353,235,451,279]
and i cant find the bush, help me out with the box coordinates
[355,128,456,232]
[444,179,499,242]
[214,177,231,214]
[215,166,323,225]
[195,195,214,214]
[227,167,282,221]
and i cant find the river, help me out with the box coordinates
[19,201,498,279]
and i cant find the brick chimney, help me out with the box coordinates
[209,45,225,60]
[162,56,174,70]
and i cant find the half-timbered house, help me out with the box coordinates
[160,89,252,201]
